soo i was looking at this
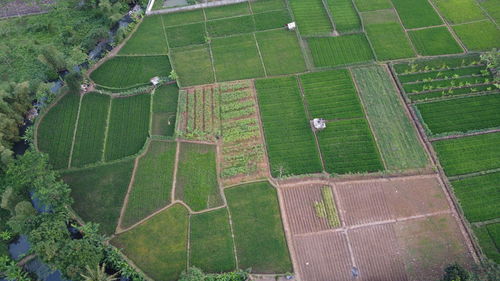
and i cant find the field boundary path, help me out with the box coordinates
[147,0,249,15]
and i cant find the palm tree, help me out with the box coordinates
[80,264,118,281]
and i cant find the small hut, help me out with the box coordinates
[150,76,160,85]
[311,118,326,131]
[286,22,296,31]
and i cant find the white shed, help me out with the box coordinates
[150,76,160,85]
[287,22,296,30]
[312,118,326,130]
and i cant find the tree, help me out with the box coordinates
[80,264,117,281]
[6,201,36,234]
[64,71,83,94]
[38,45,68,74]
[1,187,24,215]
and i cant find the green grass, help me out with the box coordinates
[166,22,206,48]
[90,56,172,89]
[408,27,463,56]
[289,0,333,36]
[255,29,306,76]
[478,0,500,23]
[71,93,110,167]
[255,76,323,177]
[352,66,429,170]
[416,94,500,135]
[225,182,292,273]
[37,92,80,169]
[453,20,500,51]
[300,69,364,120]
[189,208,236,273]
[353,0,392,11]
[451,172,500,222]
[325,0,361,33]
[62,160,134,235]
[211,34,265,81]
[392,0,443,28]
[119,16,168,55]
[105,94,150,161]
[175,142,223,211]
[307,34,374,67]
[112,204,189,281]
[204,2,251,20]
[433,132,500,176]
[474,224,500,263]
[318,118,384,174]
[206,15,255,37]
[161,9,205,27]
[152,84,178,137]
[170,44,215,87]
[433,0,487,24]
[253,10,292,31]
[122,141,176,228]
[249,0,286,13]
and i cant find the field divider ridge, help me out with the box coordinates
[472,0,499,29]
[67,93,84,169]
[448,167,500,182]
[386,3,419,57]
[101,97,113,162]
[425,0,468,53]
[186,213,192,269]
[253,33,268,77]
[224,196,240,269]
[171,141,181,203]
[429,128,500,142]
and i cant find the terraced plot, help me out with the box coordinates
[392,0,442,28]
[408,26,463,56]
[325,0,361,33]
[289,0,333,36]
[307,34,374,67]
[119,15,168,55]
[256,76,323,177]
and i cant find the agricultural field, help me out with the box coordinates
[174,142,223,211]
[408,26,463,56]
[353,0,392,11]
[288,0,333,36]
[474,223,500,263]
[166,22,206,48]
[118,15,168,55]
[307,34,374,67]
[62,160,135,235]
[152,84,178,137]
[477,0,500,23]
[432,0,487,24]
[452,20,500,51]
[255,76,323,177]
[121,141,177,229]
[391,0,443,28]
[325,0,361,33]
[170,44,215,87]
[225,181,292,273]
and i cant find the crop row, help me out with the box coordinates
[398,65,487,84]
[393,54,481,75]
[403,76,493,94]
[408,85,499,102]
[289,0,332,36]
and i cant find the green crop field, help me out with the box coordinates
[207,15,255,37]
[161,9,204,26]
[255,30,306,75]
[112,204,189,281]
[37,92,80,169]
[300,69,364,119]
[392,0,442,28]
[416,94,500,135]
[211,34,265,81]
[253,10,292,31]
[392,54,481,74]
[122,141,176,228]
[408,27,463,56]
[62,160,134,235]
[90,56,171,89]
[478,0,500,23]
[71,93,109,167]
[166,22,206,48]
[256,76,323,177]
[397,65,485,84]
[402,75,492,94]
[119,16,168,55]
[453,20,500,51]
[175,142,223,211]
[353,0,392,11]
[289,0,333,36]
[204,2,251,20]
[318,119,384,174]
[433,0,487,24]
[451,172,500,222]
[250,0,286,13]
[433,132,500,176]
[170,44,215,86]
[152,84,178,137]
[351,66,429,170]
[189,208,236,273]
[325,0,361,33]
[474,223,500,263]
[105,94,150,161]
[225,182,292,273]
[307,34,374,67]
[361,10,415,60]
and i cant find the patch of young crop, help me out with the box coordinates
[249,0,286,13]
[206,15,255,38]
[325,0,361,33]
[253,10,291,31]
[452,20,500,51]
[161,9,205,27]
[393,54,482,74]
[153,84,179,137]
[408,85,499,102]
[220,90,252,103]
[119,16,168,55]
[432,0,487,24]
[473,223,500,263]
[166,22,206,48]
[204,2,250,20]
[314,186,341,228]
[307,34,374,67]
[364,22,415,60]
[392,0,442,28]
[398,65,486,83]
[408,26,463,56]
[353,0,392,11]
[170,44,215,86]
[403,76,492,94]
[288,0,333,36]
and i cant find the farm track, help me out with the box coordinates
[429,128,500,142]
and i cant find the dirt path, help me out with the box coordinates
[429,128,500,142]
[67,94,84,169]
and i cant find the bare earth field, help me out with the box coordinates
[279,175,473,281]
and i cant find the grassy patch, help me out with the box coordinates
[112,204,189,281]
[62,160,134,235]
[314,186,340,227]
[37,92,80,169]
[392,0,442,28]
[289,0,333,36]
[416,94,500,135]
[189,208,236,273]
[353,0,392,11]
[249,0,286,13]
[119,16,168,55]
[253,10,292,31]
[433,132,500,176]
[325,0,361,33]
[161,9,205,27]
[211,34,265,81]
[105,94,150,161]
[451,172,500,222]
[433,0,487,24]
[318,118,384,174]
[474,224,500,263]
[90,56,172,89]
[478,0,500,23]
[408,27,463,56]
[307,34,374,67]
[166,22,206,48]
[453,20,500,51]
[206,15,255,37]
[71,93,109,167]
[225,182,292,273]
[351,66,429,170]
[175,142,223,211]
[204,2,251,20]
[255,76,323,177]
[255,29,306,76]
[170,44,215,87]
[122,141,176,228]
[152,84,178,137]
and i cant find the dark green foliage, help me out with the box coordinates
[178,267,248,281]
[441,264,471,281]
